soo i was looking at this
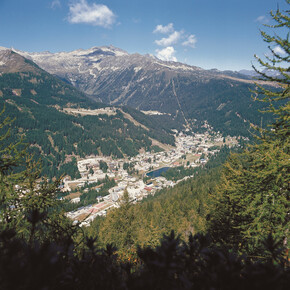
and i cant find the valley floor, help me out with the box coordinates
[64,130,238,226]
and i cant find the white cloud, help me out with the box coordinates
[156,46,177,62]
[273,46,286,55]
[51,0,61,9]
[182,34,197,48]
[255,15,269,23]
[155,31,182,47]
[153,23,196,61]
[153,23,196,50]
[68,0,116,28]
[256,15,265,22]
[153,23,174,34]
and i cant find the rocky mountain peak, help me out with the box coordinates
[0,49,41,74]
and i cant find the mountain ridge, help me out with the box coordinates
[1,46,275,137]
[1,45,264,82]
[0,49,178,178]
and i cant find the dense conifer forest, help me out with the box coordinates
[0,62,176,178]
[0,2,289,289]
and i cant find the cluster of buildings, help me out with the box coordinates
[64,131,237,226]
[66,200,116,227]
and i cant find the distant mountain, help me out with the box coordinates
[9,45,275,137]
[238,69,259,78]
[0,49,177,178]
[0,49,40,73]
[239,68,283,78]
[208,68,253,80]
[13,45,203,102]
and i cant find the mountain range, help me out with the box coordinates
[0,49,178,178]
[6,45,274,137]
[0,45,277,179]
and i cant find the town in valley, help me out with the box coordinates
[63,121,239,226]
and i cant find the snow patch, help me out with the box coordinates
[111,66,120,71]
[89,69,98,78]
[101,46,128,57]
[92,63,102,71]
[114,50,128,57]
[156,62,199,71]
[134,66,142,73]
[141,110,169,116]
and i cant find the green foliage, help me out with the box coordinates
[151,145,163,153]
[132,232,289,290]
[0,4,289,286]
[89,144,232,253]
[99,160,108,173]
[60,176,117,212]
[162,146,232,182]
[0,68,176,178]
[79,176,116,205]
[93,165,222,251]
[209,3,290,254]
[0,226,289,289]
[57,157,80,179]
[123,162,130,170]
[161,165,195,181]
[0,78,288,290]
[0,109,77,245]
[89,60,275,137]
[98,189,138,250]
[122,106,176,145]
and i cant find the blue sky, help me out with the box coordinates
[0,0,288,70]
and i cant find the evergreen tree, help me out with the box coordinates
[0,108,27,227]
[209,1,290,253]
[98,189,137,250]
[0,108,288,288]
[0,108,78,245]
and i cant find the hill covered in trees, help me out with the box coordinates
[0,122,288,289]
[0,2,289,289]
[0,50,179,178]
[13,41,278,138]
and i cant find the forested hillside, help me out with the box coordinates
[174,76,278,136]
[0,2,289,289]
[0,50,177,178]
[87,147,231,251]
[85,1,289,264]
[14,40,278,138]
